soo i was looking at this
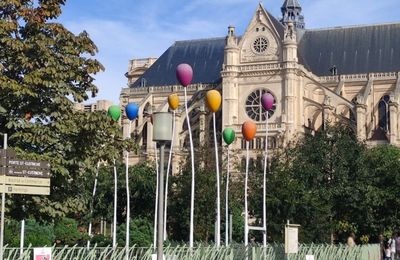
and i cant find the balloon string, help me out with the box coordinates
[153,144,159,250]
[212,112,221,247]
[225,146,230,247]
[184,88,196,248]
[164,110,175,240]
[244,141,249,247]
[263,112,268,247]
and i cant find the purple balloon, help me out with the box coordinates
[261,93,274,111]
[176,63,193,87]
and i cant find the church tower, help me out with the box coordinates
[280,0,305,29]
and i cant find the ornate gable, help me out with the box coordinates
[239,4,282,63]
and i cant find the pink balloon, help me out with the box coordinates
[176,63,193,87]
[261,93,274,111]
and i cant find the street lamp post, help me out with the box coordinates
[152,112,173,260]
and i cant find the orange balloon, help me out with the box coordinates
[168,94,180,110]
[241,121,257,141]
[205,90,222,113]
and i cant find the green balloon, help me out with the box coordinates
[107,105,121,121]
[223,128,235,145]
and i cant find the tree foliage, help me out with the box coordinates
[0,0,131,221]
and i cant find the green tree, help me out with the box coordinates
[117,218,153,247]
[54,217,86,246]
[169,144,217,243]
[0,1,132,221]
[267,123,366,243]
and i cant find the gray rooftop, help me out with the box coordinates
[131,37,226,87]
[298,23,400,76]
[131,22,400,87]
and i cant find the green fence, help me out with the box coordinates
[3,243,380,260]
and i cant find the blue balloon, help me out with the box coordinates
[125,103,139,120]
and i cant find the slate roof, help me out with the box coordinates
[298,23,400,76]
[131,10,284,88]
[131,20,400,87]
[131,37,226,87]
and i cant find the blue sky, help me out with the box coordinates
[58,0,400,104]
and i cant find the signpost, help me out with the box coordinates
[0,150,51,194]
[0,139,51,260]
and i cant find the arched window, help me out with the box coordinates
[141,122,148,150]
[378,95,390,132]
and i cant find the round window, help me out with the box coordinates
[245,89,276,121]
[253,37,269,54]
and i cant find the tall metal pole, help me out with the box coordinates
[19,219,24,259]
[112,159,117,248]
[225,146,230,247]
[184,88,196,248]
[157,143,165,260]
[263,112,269,247]
[212,112,221,247]
[0,133,7,260]
[164,111,176,241]
[125,121,132,259]
[244,141,249,247]
[87,162,100,249]
[153,145,159,250]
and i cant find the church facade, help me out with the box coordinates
[120,1,400,168]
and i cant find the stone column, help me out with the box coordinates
[356,104,367,141]
[122,118,130,139]
[222,25,239,130]
[282,23,298,140]
[389,102,398,144]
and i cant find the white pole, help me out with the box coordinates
[164,111,175,240]
[225,146,230,247]
[157,144,165,260]
[184,88,196,248]
[263,112,269,247]
[87,162,100,249]
[113,159,117,248]
[0,133,7,260]
[153,145,159,249]
[244,141,249,247]
[19,219,24,259]
[125,121,132,259]
[212,113,221,247]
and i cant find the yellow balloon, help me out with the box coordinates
[205,90,222,113]
[168,94,180,110]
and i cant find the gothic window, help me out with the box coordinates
[245,89,276,122]
[255,137,264,150]
[141,122,148,150]
[378,95,390,132]
[252,37,269,54]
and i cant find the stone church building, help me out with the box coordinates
[120,1,400,168]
